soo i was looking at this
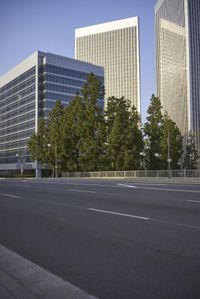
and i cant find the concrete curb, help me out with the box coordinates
[1,177,200,184]
[0,245,97,299]
[86,177,200,184]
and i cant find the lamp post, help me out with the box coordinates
[158,121,172,178]
[47,143,51,159]
[47,143,53,177]
[167,130,172,178]
[47,143,58,177]
[140,152,146,170]
[16,153,23,177]
[55,144,58,178]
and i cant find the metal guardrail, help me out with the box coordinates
[0,169,200,179]
[62,170,200,178]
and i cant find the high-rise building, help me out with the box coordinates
[155,0,200,159]
[75,17,141,111]
[0,51,103,175]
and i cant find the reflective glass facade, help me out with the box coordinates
[41,63,104,119]
[0,51,104,170]
[0,67,36,165]
[187,0,200,157]
[42,64,90,118]
[155,0,200,159]
[76,17,140,111]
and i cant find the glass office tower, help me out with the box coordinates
[75,17,141,111]
[0,51,103,174]
[155,0,200,160]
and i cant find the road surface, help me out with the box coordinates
[0,178,200,298]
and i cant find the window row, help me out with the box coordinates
[0,150,30,161]
[0,67,35,94]
[1,77,35,99]
[0,156,32,164]
[45,83,80,95]
[45,64,89,80]
[44,100,70,110]
[0,137,29,149]
[0,99,35,116]
[0,129,34,144]
[0,103,35,122]
[0,140,28,151]
[0,121,35,138]
[0,115,35,133]
[44,92,74,102]
[0,108,35,127]
[1,86,35,107]
[45,74,85,87]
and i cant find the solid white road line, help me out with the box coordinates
[152,218,200,230]
[88,208,149,220]
[187,200,200,203]
[33,180,200,193]
[0,193,21,199]
[34,181,140,189]
[68,189,95,194]
[115,182,200,195]
[138,187,200,193]
[89,208,200,230]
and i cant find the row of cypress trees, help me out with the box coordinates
[28,73,198,174]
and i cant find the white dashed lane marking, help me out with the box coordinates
[0,193,21,199]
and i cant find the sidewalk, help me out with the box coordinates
[0,245,97,299]
[0,267,37,299]
[0,284,18,299]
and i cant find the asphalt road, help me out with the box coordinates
[0,178,200,299]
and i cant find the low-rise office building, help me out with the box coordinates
[0,51,104,175]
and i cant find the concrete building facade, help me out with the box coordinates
[75,17,141,111]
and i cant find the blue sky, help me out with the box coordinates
[0,0,157,120]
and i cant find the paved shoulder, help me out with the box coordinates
[0,245,97,299]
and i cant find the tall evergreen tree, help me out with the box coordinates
[144,96,183,170]
[183,131,199,169]
[28,118,48,165]
[48,100,64,175]
[124,106,144,170]
[144,95,164,169]
[106,97,143,170]
[106,97,129,170]
[160,113,183,169]
[77,73,106,171]
[61,94,85,171]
